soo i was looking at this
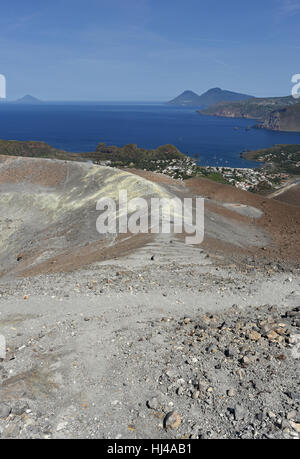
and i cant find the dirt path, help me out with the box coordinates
[0,239,300,439]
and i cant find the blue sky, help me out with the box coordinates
[1,0,300,100]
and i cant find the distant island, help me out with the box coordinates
[167,87,253,108]
[0,95,43,104]
[199,95,300,132]
[14,95,42,104]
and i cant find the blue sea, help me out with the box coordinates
[1,102,300,168]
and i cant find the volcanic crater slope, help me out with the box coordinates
[0,156,171,277]
[0,155,273,278]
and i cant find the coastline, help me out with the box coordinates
[196,106,300,134]
[2,103,300,168]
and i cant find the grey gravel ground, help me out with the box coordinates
[0,236,299,439]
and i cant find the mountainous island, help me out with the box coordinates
[14,95,42,104]
[199,95,300,132]
[167,87,253,108]
[0,95,43,104]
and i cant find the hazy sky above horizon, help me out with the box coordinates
[1,0,300,101]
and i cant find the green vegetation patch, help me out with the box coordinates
[0,140,74,160]
[90,143,186,168]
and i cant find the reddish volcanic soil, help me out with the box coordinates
[272,183,300,208]
[185,177,300,264]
